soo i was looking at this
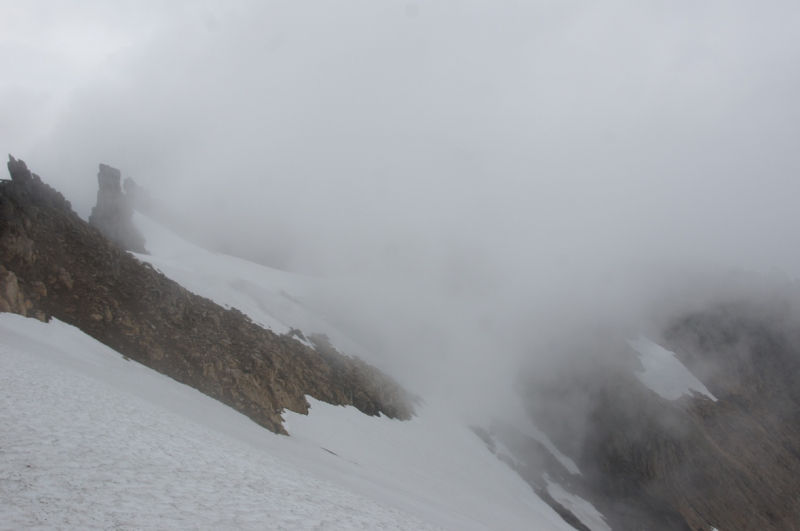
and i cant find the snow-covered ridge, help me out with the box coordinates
[628,335,717,402]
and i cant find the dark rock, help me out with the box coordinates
[7,155,33,194]
[88,164,148,254]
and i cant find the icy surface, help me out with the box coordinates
[0,314,574,529]
[628,335,717,402]
[544,476,612,531]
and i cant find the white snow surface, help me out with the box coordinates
[0,215,579,530]
[544,476,611,531]
[628,335,717,402]
[0,316,439,531]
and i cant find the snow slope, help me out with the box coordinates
[0,215,580,530]
[0,316,439,531]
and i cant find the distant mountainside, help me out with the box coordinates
[475,285,800,530]
[0,156,414,434]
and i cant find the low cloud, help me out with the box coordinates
[4,0,800,416]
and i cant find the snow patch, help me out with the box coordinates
[544,475,612,531]
[628,335,717,402]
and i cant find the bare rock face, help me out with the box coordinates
[0,268,29,315]
[88,164,147,254]
[0,155,415,434]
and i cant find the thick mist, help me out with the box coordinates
[4,1,800,418]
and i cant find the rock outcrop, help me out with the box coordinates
[0,156,414,434]
[88,163,147,254]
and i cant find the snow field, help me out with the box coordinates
[0,315,442,531]
[0,314,574,530]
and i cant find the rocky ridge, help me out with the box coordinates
[0,156,414,434]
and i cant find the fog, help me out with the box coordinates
[3,1,800,416]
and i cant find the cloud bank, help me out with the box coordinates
[3,0,800,410]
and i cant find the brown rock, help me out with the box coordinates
[149,345,164,361]
[1,270,20,305]
[0,269,32,316]
[0,233,35,264]
[58,268,73,290]
[30,280,47,298]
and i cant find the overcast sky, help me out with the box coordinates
[4,0,800,416]
[3,0,800,292]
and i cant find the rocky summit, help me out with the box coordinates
[0,156,414,434]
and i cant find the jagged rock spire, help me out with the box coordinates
[88,164,148,254]
[7,155,33,193]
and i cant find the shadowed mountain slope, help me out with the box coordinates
[483,287,800,531]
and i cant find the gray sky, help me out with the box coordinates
[0,0,800,274]
[3,1,800,403]
[3,0,800,283]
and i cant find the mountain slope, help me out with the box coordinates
[0,315,440,531]
[0,156,413,433]
[1,158,580,530]
[491,284,800,531]
[0,300,577,530]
